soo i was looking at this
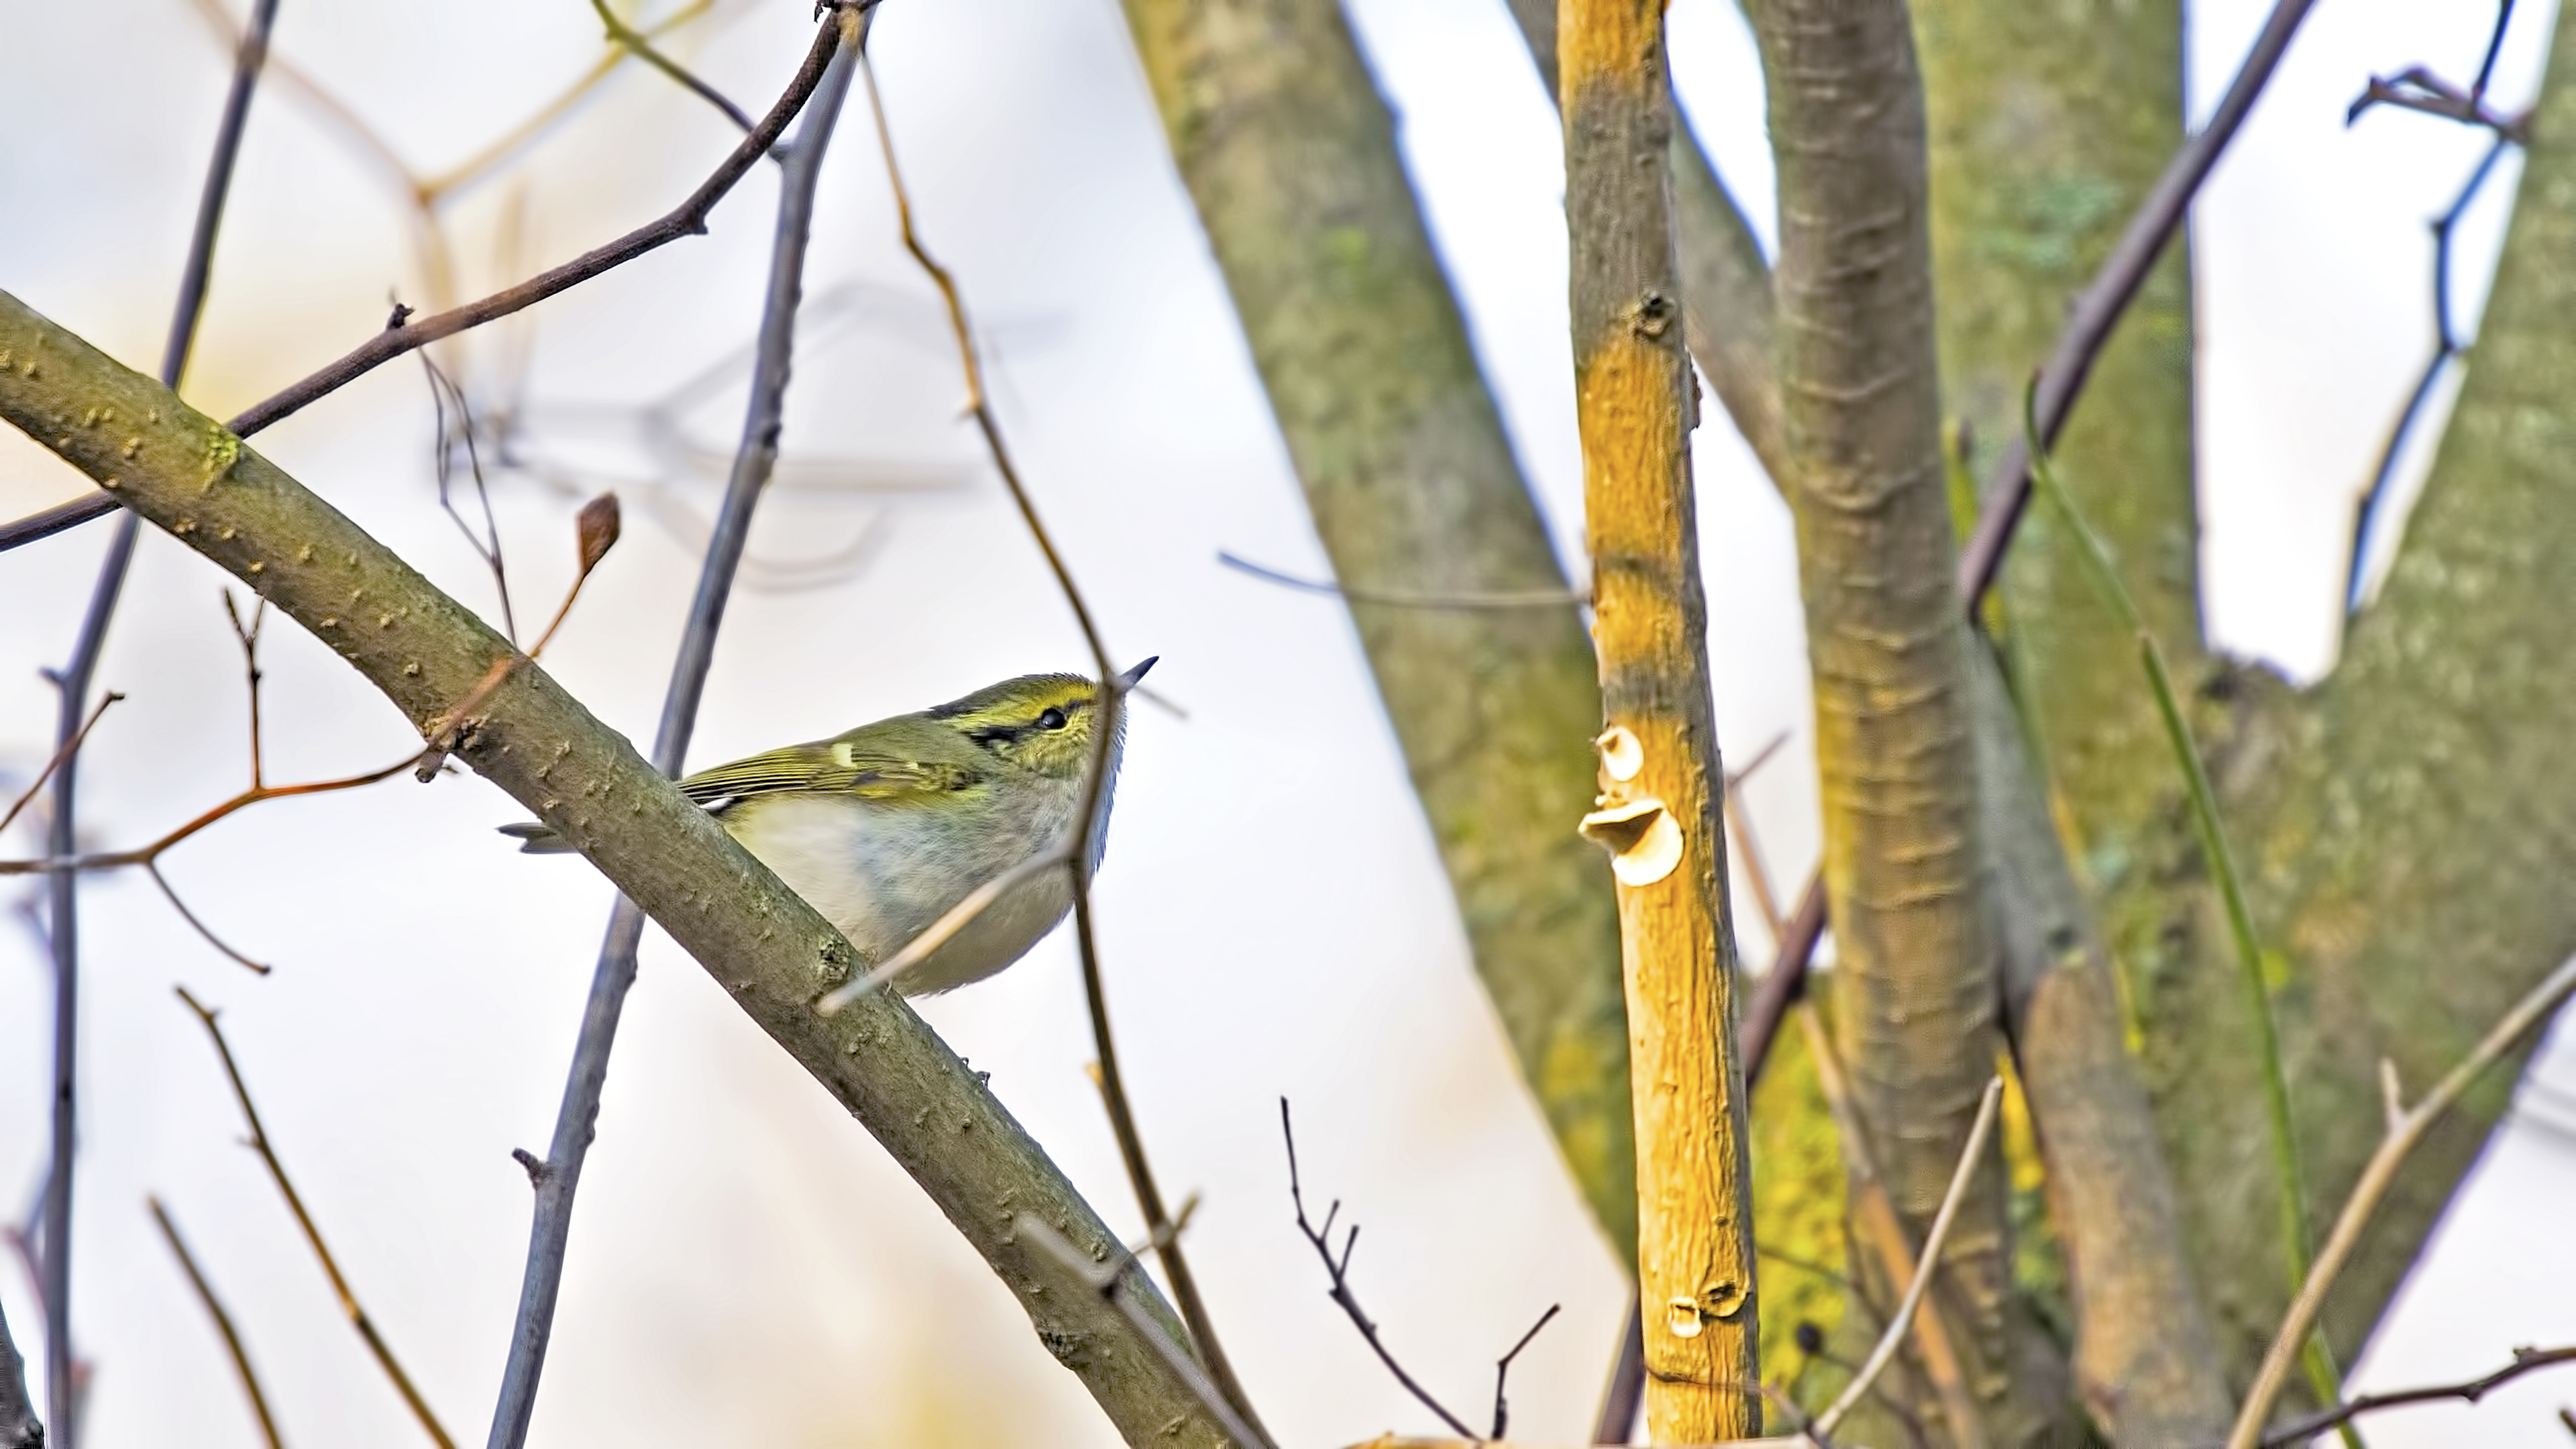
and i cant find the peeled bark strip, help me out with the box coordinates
[1559,0,1760,1438]
[0,290,1238,1449]
[1743,0,2063,1439]
[1120,0,1640,1262]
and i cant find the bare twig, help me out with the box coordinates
[588,0,756,134]
[1956,0,2320,609]
[1490,1303,1561,1440]
[0,7,845,558]
[422,354,517,643]
[2226,956,2576,1449]
[1014,1216,1272,1449]
[1812,1078,2004,1440]
[0,753,423,879]
[2248,1344,2576,1448]
[148,1196,285,1449]
[222,592,267,784]
[2349,66,2530,142]
[2346,135,2512,611]
[2345,3,2525,616]
[484,15,865,1449]
[0,694,121,840]
[858,47,1267,1438]
[1279,1098,1483,1440]
[37,2,283,1433]
[1218,551,1589,609]
[527,494,622,659]
[177,987,452,1447]
[145,861,271,975]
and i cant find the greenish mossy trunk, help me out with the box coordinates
[1118,0,1639,1263]
[2149,10,2576,1377]
[1911,1,2234,1434]
[1911,0,2206,1014]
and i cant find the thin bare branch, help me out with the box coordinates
[485,15,866,1447]
[38,3,284,1433]
[590,0,756,134]
[2348,133,2516,610]
[176,987,453,1447]
[0,753,423,875]
[421,354,517,643]
[1489,1303,1561,1440]
[1957,0,2320,609]
[2250,1344,2576,1448]
[526,493,623,659]
[2349,66,2530,142]
[1813,1078,2006,1440]
[149,1196,286,1449]
[0,5,834,557]
[2226,955,2576,1449]
[221,592,268,784]
[0,694,121,840]
[1217,551,1589,609]
[146,861,272,975]
[1279,1099,1481,1440]
[858,46,1267,1438]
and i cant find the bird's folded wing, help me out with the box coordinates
[678,741,984,811]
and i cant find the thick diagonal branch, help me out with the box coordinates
[0,290,1242,1449]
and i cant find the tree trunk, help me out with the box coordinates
[1117,0,1642,1264]
[1909,0,2234,1432]
[1741,0,2067,1440]
[1560,0,1763,1436]
[2151,8,2576,1373]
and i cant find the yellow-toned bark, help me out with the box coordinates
[1560,0,1759,1438]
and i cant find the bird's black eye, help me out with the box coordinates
[1037,707,1068,731]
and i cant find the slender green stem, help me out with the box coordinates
[2023,386,2357,1438]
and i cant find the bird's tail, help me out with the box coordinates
[498,822,579,855]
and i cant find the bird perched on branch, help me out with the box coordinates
[503,659,1155,995]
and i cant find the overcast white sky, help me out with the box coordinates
[1,0,2571,1444]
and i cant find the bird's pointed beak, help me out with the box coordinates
[1114,656,1159,691]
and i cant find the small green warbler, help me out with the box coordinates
[503,659,1155,995]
